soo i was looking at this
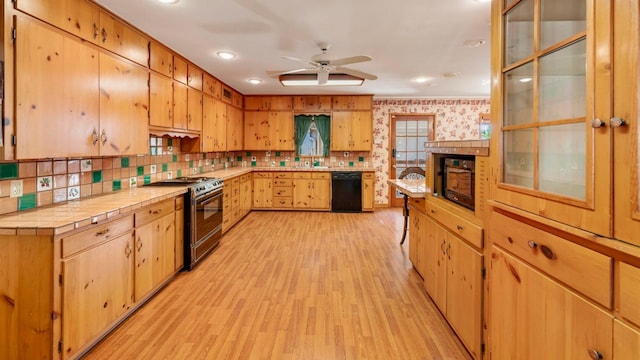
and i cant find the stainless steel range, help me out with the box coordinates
[146,177,224,270]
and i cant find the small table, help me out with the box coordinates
[387,179,427,245]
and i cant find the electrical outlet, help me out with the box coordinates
[10,180,23,198]
[343,152,350,157]
[150,164,157,174]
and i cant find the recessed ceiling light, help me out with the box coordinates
[519,77,533,83]
[248,79,262,85]
[414,77,429,84]
[217,51,236,60]
[463,39,487,48]
[157,0,179,3]
[474,0,491,3]
[441,72,460,78]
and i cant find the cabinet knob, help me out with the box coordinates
[124,244,132,258]
[101,129,108,146]
[610,116,627,128]
[101,28,108,43]
[527,240,538,248]
[92,129,99,146]
[93,23,99,40]
[591,118,606,128]
[587,349,603,360]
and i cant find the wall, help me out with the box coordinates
[371,98,490,205]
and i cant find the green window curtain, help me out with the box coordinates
[315,115,331,156]
[294,115,314,154]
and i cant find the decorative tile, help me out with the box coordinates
[172,154,178,162]
[129,177,137,188]
[53,160,67,175]
[37,176,53,192]
[67,160,80,173]
[137,166,144,176]
[14,162,31,178]
[53,175,67,189]
[103,157,113,170]
[53,188,67,203]
[18,193,36,211]
[80,159,92,172]
[37,161,53,176]
[68,173,80,186]
[167,138,172,146]
[177,169,182,177]
[162,163,168,172]
[92,158,102,171]
[144,175,151,185]
[121,157,130,168]
[67,186,80,200]
[92,170,103,183]
[112,180,122,191]
[23,178,37,194]
[37,191,53,207]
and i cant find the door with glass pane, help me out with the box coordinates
[493,0,612,236]
[390,114,434,207]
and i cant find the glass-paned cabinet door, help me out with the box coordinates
[500,0,588,201]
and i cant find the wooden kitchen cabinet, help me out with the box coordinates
[15,15,100,159]
[222,176,238,232]
[252,172,273,209]
[272,172,293,209]
[173,56,188,84]
[614,320,640,359]
[175,196,185,270]
[99,52,149,156]
[134,199,176,301]
[202,95,227,152]
[332,95,372,110]
[245,95,293,110]
[244,111,295,150]
[149,72,174,129]
[187,88,203,132]
[422,213,483,359]
[203,73,222,98]
[292,172,331,210]
[173,82,189,131]
[362,172,375,211]
[226,105,244,151]
[330,111,372,151]
[150,41,174,77]
[98,10,149,66]
[239,174,253,218]
[187,64,203,90]
[408,201,428,277]
[489,247,613,360]
[293,95,332,111]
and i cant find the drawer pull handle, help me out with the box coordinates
[137,239,143,251]
[124,244,132,258]
[456,225,463,231]
[150,209,162,215]
[431,209,436,214]
[588,349,603,360]
[527,240,537,248]
[441,240,446,254]
[540,245,554,259]
[95,228,110,237]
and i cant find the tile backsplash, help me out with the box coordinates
[0,136,371,215]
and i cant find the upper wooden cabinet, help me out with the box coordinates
[245,96,293,110]
[332,95,372,110]
[172,82,189,131]
[187,88,203,132]
[202,95,227,152]
[293,95,332,111]
[330,111,372,151]
[187,64,203,90]
[226,105,244,151]
[149,72,173,128]
[173,56,188,84]
[244,111,295,150]
[203,73,222,98]
[150,41,173,77]
[98,11,149,67]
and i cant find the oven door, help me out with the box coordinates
[189,188,223,268]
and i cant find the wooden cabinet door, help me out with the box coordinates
[292,178,313,209]
[362,175,374,211]
[62,232,133,359]
[269,111,295,150]
[98,11,149,66]
[175,198,184,271]
[187,88,203,132]
[244,111,270,150]
[614,320,640,359]
[489,247,613,359]
[245,96,292,110]
[149,72,173,128]
[150,41,173,77]
[253,178,273,208]
[202,96,227,151]
[350,111,373,151]
[173,56,188,84]
[15,15,100,159]
[330,112,353,150]
[310,178,331,209]
[422,217,447,311]
[293,95,332,111]
[187,64,203,90]
[203,73,221,98]
[16,0,101,44]
[134,213,175,301]
[173,82,188,130]
[240,177,253,215]
[227,106,244,151]
[446,233,483,359]
[408,207,425,276]
[332,95,372,110]
[99,52,149,156]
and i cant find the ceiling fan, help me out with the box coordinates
[278,42,378,85]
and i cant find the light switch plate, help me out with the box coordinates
[10,180,23,198]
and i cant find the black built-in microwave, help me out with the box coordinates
[442,156,475,210]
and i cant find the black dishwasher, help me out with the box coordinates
[331,171,362,212]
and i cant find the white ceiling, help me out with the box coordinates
[94,0,492,98]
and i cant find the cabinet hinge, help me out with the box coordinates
[58,273,63,286]
[11,135,16,146]
[58,340,63,354]
[481,267,486,279]
[10,27,16,42]
[481,343,485,354]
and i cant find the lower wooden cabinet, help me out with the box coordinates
[489,247,613,359]
[239,174,253,218]
[175,196,185,270]
[408,201,427,276]
[362,172,375,211]
[614,320,640,359]
[292,172,330,210]
[253,172,273,209]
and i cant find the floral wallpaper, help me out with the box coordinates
[371,98,491,205]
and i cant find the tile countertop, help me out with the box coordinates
[387,179,427,198]
[0,187,187,235]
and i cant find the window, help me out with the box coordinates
[295,114,330,156]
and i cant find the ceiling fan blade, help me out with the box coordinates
[282,56,321,67]
[330,55,372,66]
[318,70,329,85]
[336,66,378,80]
[280,68,315,75]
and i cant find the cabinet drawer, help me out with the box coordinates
[491,211,612,308]
[619,262,640,326]
[175,196,184,211]
[363,172,374,179]
[273,187,293,197]
[135,199,174,226]
[273,179,292,187]
[62,215,133,258]
[273,172,292,179]
[240,174,251,182]
[293,172,311,179]
[409,198,426,213]
[312,172,331,179]
[231,196,240,209]
[427,201,482,248]
[273,197,292,208]
[253,172,272,179]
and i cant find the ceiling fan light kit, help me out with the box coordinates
[279,73,364,86]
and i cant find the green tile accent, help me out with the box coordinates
[162,163,168,172]
[177,169,182,177]
[18,193,36,211]
[137,166,144,176]
[143,175,151,185]
[121,157,130,168]
[251,161,257,167]
[172,154,178,162]
[199,166,204,173]
[236,156,243,162]
[112,180,121,191]
[275,151,281,157]
[280,161,286,167]
[294,157,300,162]
[0,163,18,179]
[92,170,103,183]
[246,152,252,156]
[189,161,193,168]
[227,157,231,162]
[349,161,354,167]
[167,138,173,146]
[358,156,364,162]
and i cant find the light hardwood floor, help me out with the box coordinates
[84,209,472,359]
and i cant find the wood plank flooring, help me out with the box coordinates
[84,209,471,359]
